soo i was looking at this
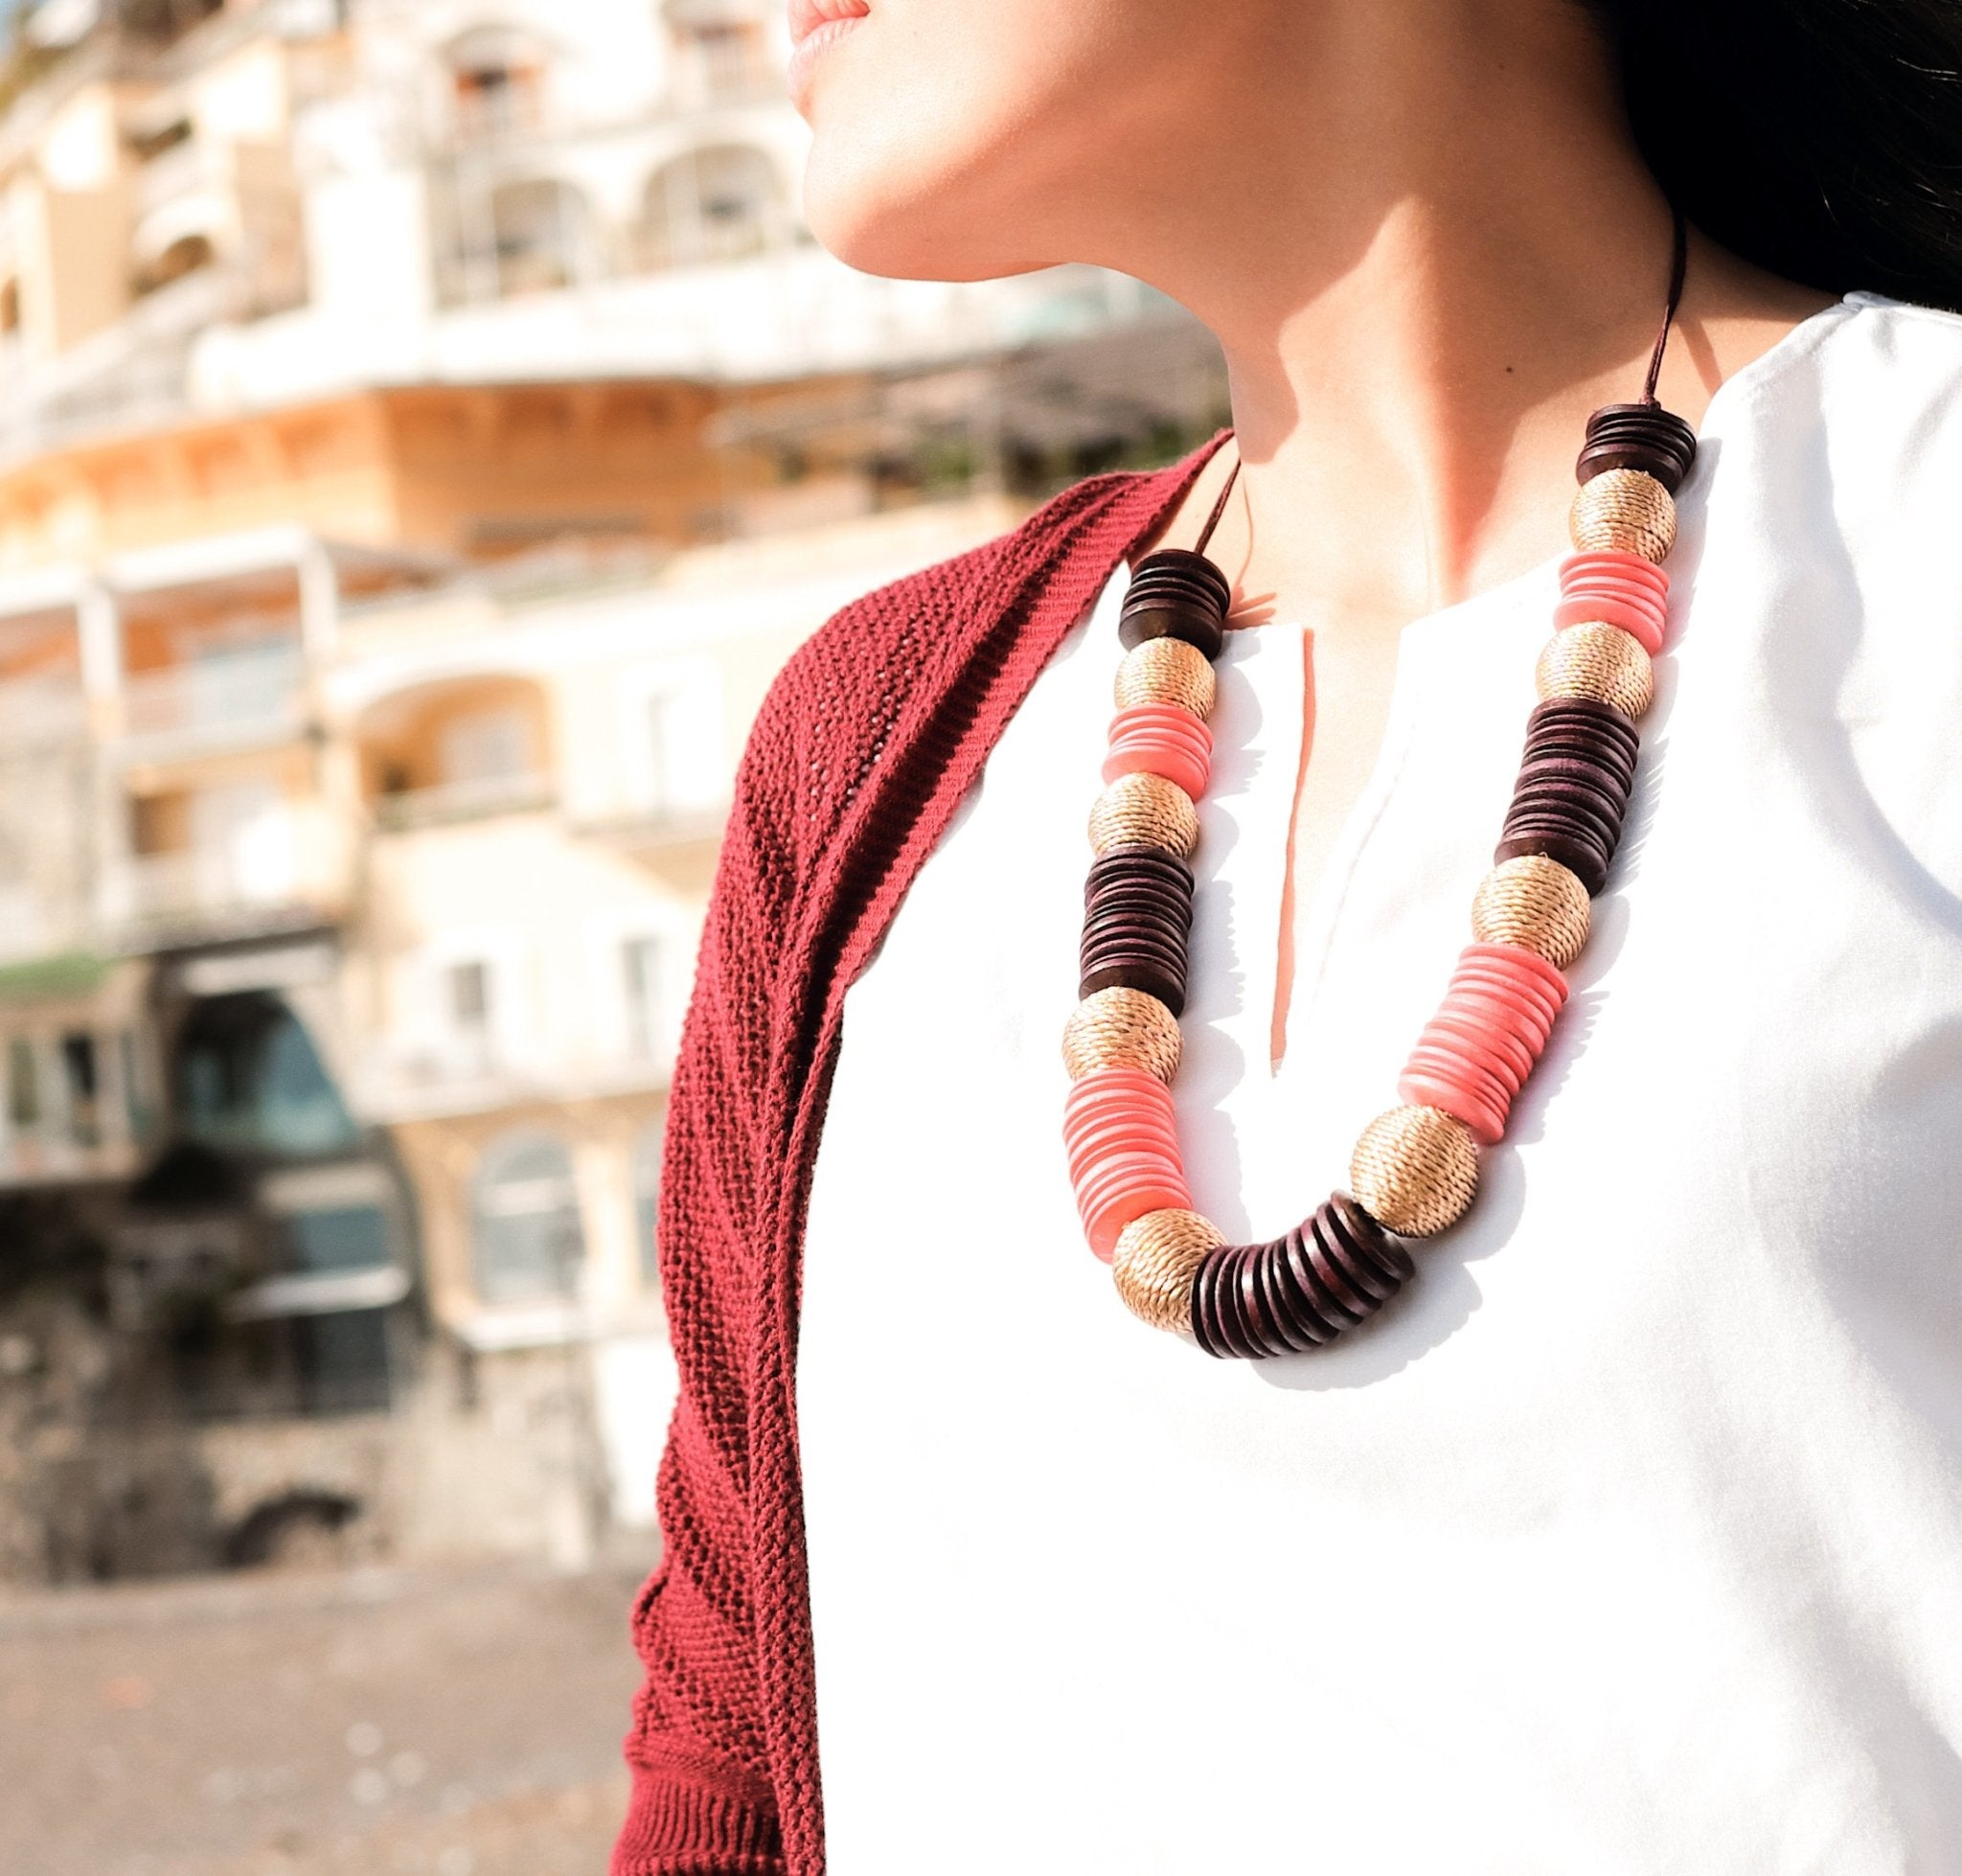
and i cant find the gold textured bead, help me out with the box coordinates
[1536,621,1654,719]
[1088,769,1199,860]
[1567,468,1676,562]
[1471,854,1591,970]
[1349,1105,1479,1238]
[1113,1208,1223,1334]
[1114,635,1217,721]
[1062,986,1182,1084]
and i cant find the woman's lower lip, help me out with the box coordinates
[787,16,864,113]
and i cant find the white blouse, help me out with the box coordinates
[795,293,1962,1874]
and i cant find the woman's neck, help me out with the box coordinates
[1111,4,1830,629]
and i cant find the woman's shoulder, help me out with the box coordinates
[1763,290,1962,461]
[761,452,1213,742]
[726,449,1218,862]
[1837,289,1962,362]
[1712,292,1962,559]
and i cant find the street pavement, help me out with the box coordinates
[0,1558,654,1875]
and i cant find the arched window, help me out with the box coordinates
[447,24,548,140]
[489,177,595,296]
[469,1129,585,1304]
[133,233,217,298]
[638,145,785,272]
[631,1116,663,1289]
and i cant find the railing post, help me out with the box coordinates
[298,537,339,667]
[77,583,122,707]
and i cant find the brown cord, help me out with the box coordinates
[1194,450,1242,556]
[1642,209,1690,406]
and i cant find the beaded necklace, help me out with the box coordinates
[1063,219,1699,1360]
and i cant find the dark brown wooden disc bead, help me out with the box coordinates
[1118,549,1231,662]
[1522,717,1639,767]
[1498,824,1612,894]
[1496,694,1642,894]
[1078,938,1189,987]
[1079,959,1187,1014]
[1078,944,1189,990]
[1079,918,1188,964]
[1302,1215,1380,1320]
[1079,907,1188,957]
[1083,881,1194,927]
[1496,789,1628,883]
[1325,1192,1415,1293]
[1575,401,1698,493]
[1084,844,1197,902]
[1507,784,1625,854]
[1509,787,1630,850]
[1494,829,1609,895]
[1189,1193,1417,1360]
[1192,1245,1260,1359]
[1516,752,1637,801]
[1254,1240,1328,1352]
[1245,1241,1311,1358]
[1080,836,1196,1009]
[1198,1253,1264,1357]
[1083,899,1190,937]
[1275,1230,1348,1343]
[1526,697,1640,760]
[1083,885,1192,952]
[1288,1226,1365,1337]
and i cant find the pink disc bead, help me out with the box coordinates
[1420,1008,1538,1086]
[1463,940,1569,1012]
[1399,1068,1510,1148]
[1065,1111,1181,1186]
[1081,1162,1194,1262]
[1396,942,1570,1145]
[1555,550,1670,654]
[1448,966,1562,1043]
[1063,1074,1177,1178]
[1102,702,1214,801]
[1063,1067,1175,1139]
[1063,1068,1192,1259]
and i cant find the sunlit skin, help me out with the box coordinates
[788,0,1831,1056]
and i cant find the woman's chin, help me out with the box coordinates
[804,204,1059,282]
[804,170,1058,283]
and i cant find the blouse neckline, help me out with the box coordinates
[1100,290,1871,1079]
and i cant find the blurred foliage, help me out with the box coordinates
[916,432,981,495]
[0,950,111,1001]
[1008,408,1234,498]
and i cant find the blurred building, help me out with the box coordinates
[0,0,1225,1582]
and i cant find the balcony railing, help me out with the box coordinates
[356,1036,673,1123]
[132,138,221,219]
[573,797,730,852]
[668,42,781,112]
[0,677,87,744]
[119,643,305,751]
[451,81,546,147]
[372,770,556,832]
[103,799,353,943]
[0,1136,143,1187]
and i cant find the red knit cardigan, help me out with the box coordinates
[610,438,1228,1876]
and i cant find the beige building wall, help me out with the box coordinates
[0,0,1219,1572]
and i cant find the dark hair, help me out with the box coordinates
[1584,1,1962,312]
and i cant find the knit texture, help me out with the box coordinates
[611,438,1228,1876]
